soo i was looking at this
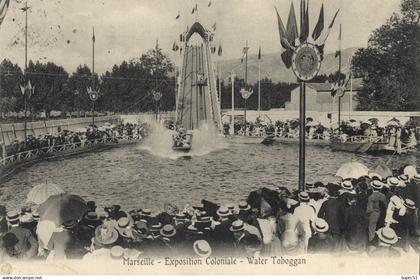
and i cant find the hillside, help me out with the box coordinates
[216,47,360,84]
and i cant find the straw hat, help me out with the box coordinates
[193,240,212,258]
[238,200,251,211]
[229,220,245,232]
[387,177,400,187]
[370,180,383,191]
[376,227,398,245]
[298,191,310,202]
[403,199,416,210]
[216,206,230,217]
[314,218,329,233]
[341,180,353,191]
[94,224,119,245]
[160,224,177,238]
[6,210,20,223]
[141,209,152,217]
[413,173,420,182]
[368,172,383,181]
[110,246,124,259]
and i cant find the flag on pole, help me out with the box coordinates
[299,0,309,43]
[92,27,95,43]
[0,0,10,27]
[316,9,340,47]
[240,47,248,63]
[312,3,324,41]
[172,41,179,51]
[218,44,222,56]
[212,22,216,31]
[274,6,294,68]
[208,1,212,7]
[286,2,298,47]
[192,4,197,14]
[258,46,261,60]
[155,38,159,49]
[175,11,180,20]
[335,24,342,58]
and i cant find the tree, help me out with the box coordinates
[68,65,94,116]
[352,0,420,111]
[27,61,69,119]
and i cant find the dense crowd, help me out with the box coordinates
[223,118,418,147]
[0,164,419,261]
[1,123,146,158]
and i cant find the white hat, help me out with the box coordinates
[193,240,212,258]
[314,218,329,233]
[376,227,398,245]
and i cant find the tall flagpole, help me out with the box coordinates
[258,51,261,117]
[230,71,235,135]
[92,26,95,126]
[337,24,342,131]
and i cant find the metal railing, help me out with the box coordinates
[0,136,139,169]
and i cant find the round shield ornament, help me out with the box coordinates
[291,43,322,81]
[152,90,163,101]
[240,88,253,100]
[89,91,99,101]
[336,87,345,98]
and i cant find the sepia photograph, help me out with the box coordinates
[0,0,419,277]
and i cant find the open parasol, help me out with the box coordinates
[26,183,65,205]
[37,194,88,226]
[335,162,369,179]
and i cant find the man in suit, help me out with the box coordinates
[308,218,335,254]
[366,180,387,242]
[211,206,234,256]
[229,220,259,257]
[318,188,345,251]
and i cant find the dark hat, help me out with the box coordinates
[160,224,176,238]
[86,201,96,210]
[370,180,383,191]
[112,205,121,212]
[63,219,77,229]
[0,205,6,217]
[238,200,251,211]
[404,199,416,210]
[21,206,32,214]
[94,223,119,245]
[229,220,245,232]
[85,212,99,221]
[376,227,398,245]
[298,191,310,202]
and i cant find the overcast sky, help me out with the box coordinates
[0,0,400,74]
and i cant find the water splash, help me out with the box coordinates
[138,120,228,160]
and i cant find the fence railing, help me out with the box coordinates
[0,136,139,169]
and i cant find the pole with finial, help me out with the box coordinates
[92,26,95,126]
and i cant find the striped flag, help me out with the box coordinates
[274,6,294,68]
[299,0,309,44]
[175,11,180,20]
[218,43,222,56]
[315,9,340,59]
[192,4,197,14]
[208,1,212,7]
[286,2,298,47]
[212,22,216,31]
[0,0,10,27]
[240,47,248,63]
[335,24,342,58]
[312,3,324,41]
[258,46,261,60]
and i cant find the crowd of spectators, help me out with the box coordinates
[0,164,419,261]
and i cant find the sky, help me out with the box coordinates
[0,0,401,75]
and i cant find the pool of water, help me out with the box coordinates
[0,140,418,213]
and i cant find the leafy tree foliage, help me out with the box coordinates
[352,0,420,111]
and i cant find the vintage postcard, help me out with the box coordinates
[0,0,419,276]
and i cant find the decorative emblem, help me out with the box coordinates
[291,43,322,81]
[240,88,253,100]
[87,87,99,101]
[152,90,163,101]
